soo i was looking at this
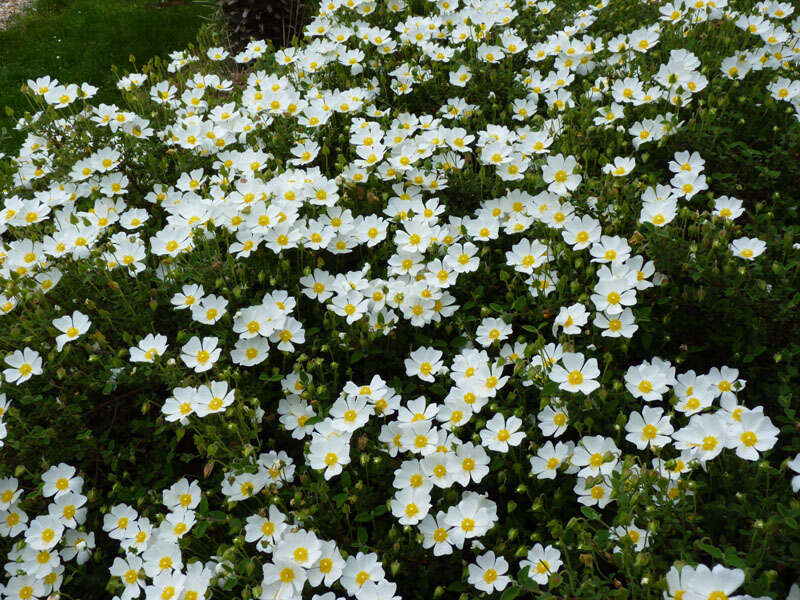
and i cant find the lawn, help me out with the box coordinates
[0,0,216,152]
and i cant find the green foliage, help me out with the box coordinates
[1,0,800,598]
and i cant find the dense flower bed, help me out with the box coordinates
[1,0,800,598]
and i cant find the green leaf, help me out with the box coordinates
[450,336,468,349]
[501,586,521,600]
[197,496,209,516]
[194,519,209,537]
[698,543,724,560]
[581,506,601,521]
[723,546,747,569]
[357,527,367,545]
[541,381,559,397]
[518,566,537,590]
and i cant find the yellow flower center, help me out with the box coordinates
[173,522,187,536]
[294,547,309,563]
[642,425,658,440]
[740,431,757,447]
[701,436,718,451]
[536,560,550,574]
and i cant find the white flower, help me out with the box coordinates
[572,435,620,477]
[180,336,221,373]
[788,453,800,493]
[520,543,562,585]
[193,380,235,417]
[541,153,581,196]
[602,156,635,176]
[475,317,513,347]
[467,551,511,594]
[3,347,43,384]
[672,413,728,463]
[52,310,92,351]
[530,441,572,479]
[574,476,614,508]
[610,524,650,553]
[728,409,779,461]
[390,487,431,525]
[129,333,168,363]
[729,237,766,260]
[480,413,525,452]
[684,564,744,600]
[549,352,601,395]
[404,346,444,383]
[538,403,569,437]
[625,407,674,450]
[553,303,588,335]
[419,512,454,556]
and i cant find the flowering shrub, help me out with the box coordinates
[1,0,800,599]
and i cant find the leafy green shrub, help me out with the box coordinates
[1,0,800,599]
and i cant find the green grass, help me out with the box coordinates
[0,0,216,153]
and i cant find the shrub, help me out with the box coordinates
[1,0,800,599]
[219,0,311,49]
